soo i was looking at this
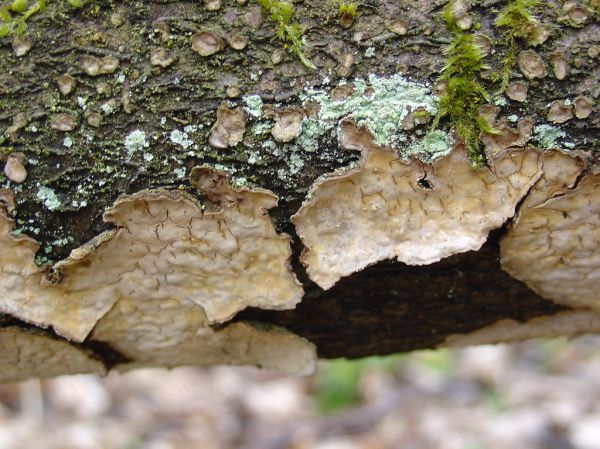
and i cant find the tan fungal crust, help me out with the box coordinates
[100,320,316,376]
[500,152,600,313]
[292,122,546,290]
[442,311,600,347]
[0,169,302,342]
[81,55,120,76]
[271,106,306,143]
[209,103,247,148]
[547,99,574,124]
[0,327,106,383]
[518,50,547,80]
[191,31,224,56]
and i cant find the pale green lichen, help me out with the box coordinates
[243,95,264,118]
[36,186,61,211]
[124,130,149,155]
[405,130,454,162]
[173,167,186,179]
[169,129,194,149]
[299,74,438,148]
[533,124,566,150]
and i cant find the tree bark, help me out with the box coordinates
[0,0,599,382]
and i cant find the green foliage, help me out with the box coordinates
[338,2,357,18]
[0,0,83,37]
[257,0,315,69]
[314,356,404,413]
[494,0,541,91]
[433,1,493,165]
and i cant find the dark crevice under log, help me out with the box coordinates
[237,228,568,359]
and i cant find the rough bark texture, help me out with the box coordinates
[0,0,599,381]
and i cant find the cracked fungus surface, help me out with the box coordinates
[501,152,600,312]
[0,327,105,383]
[293,122,547,290]
[0,171,303,343]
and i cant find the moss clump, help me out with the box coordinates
[433,1,494,165]
[0,0,84,37]
[494,0,542,91]
[257,0,315,69]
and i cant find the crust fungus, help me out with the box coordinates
[547,99,574,124]
[50,113,78,132]
[209,103,247,148]
[81,55,120,76]
[500,151,600,313]
[549,52,569,80]
[292,122,546,290]
[95,318,316,376]
[191,31,223,56]
[0,168,302,343]
[506,81,527,103]
[0,327,106,383]
[56,74,76,96]
[150,48,175,68]
[12,35,31,57]
[573,96,593,119]
[443,311,600,347]
[4,152,27,184]
[560,1,590,26]
[518,50,547,80]
[270,107,306,143]
[228,34,248,50]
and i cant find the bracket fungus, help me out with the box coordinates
[292,122,546,290]
[500,152,600,313]
[0,327,106,384]
[443,311,600,347]
[0,168,302,344]
[209,103,247,148]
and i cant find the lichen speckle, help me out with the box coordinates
[124,130,149,155]
[533,124,566,150]
[299,74,438,148]
[36,186,61,211]
[405,130,454,162]
[243,94,264,118]
[169,129,194,149]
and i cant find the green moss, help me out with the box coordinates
[433,1,493,165]
[0,0,83,37]
[494,0,541,91]
[257,0,315,69]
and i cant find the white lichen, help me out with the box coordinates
[533,124,566,150]
[36,186,61,211]
[243,94,264,118]
[169,129,194,149]
[124,130,149,155]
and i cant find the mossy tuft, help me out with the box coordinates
[494,0,542,91]
[0,0,84,37]
[257,0,315,69]
[433,0,495,165]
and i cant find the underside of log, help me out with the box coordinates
[0,0,598,382]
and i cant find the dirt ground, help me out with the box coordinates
[1,336,600,449]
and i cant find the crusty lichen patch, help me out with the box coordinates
[292,122,546,290]
[0,169,303,341]
[0,327,106,384]
[442,311,600,347]
[500,152,600,313]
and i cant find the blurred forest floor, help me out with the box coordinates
[2,336,600,449]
